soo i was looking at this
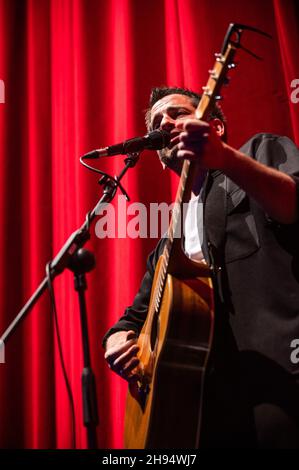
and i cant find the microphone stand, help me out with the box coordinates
[0,152,140,449]
[68,247,98,449]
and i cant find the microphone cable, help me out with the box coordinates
[46,262,77,449]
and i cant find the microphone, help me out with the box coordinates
[82,129,170,159]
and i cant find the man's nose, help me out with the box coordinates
[160,115,175,131]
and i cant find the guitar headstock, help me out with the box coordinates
[195,23,271,121]
[195,42,237,121]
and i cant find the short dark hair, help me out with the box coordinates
[145,86,227,140]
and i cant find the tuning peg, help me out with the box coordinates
[202,86,212,97]
[215,95,223,101]
[215,52,225,63]
[209,69,219,80]
[228,62,237,69]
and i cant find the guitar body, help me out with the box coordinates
[124,253,214,448]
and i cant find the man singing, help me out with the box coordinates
[103,87,299,448]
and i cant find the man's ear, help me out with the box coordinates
[209,118,225,137]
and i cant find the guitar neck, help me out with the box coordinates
[163,41,238,265]
[151,41,238,299]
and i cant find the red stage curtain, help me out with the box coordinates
[0,0,298,449]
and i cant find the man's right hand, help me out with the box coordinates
[104,330,140,382]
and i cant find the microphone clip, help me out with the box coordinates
[98,152,140,202]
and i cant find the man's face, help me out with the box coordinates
[149,94,197,172]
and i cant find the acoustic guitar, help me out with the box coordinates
[124,24,245,449]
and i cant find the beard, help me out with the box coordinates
[158,145,183,175]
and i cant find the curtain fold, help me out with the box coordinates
[0,0,298,449]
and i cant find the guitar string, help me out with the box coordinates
[147,46,232,345]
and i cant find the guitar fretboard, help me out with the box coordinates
[150,42,237,315]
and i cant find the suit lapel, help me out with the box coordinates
[202,170,227,266]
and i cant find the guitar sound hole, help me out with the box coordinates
[150,312,159,351]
